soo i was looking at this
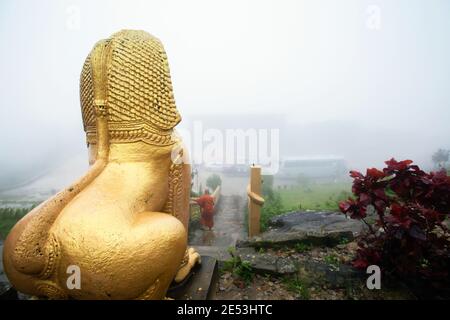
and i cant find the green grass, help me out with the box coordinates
[324,254,340,269]
[258,181,352,232]
[260,192,285,232]
[278,182,352,212]
[222,248,255,284]
[339,237,350,245]
[294,243,312,253]
[283,275,311,300]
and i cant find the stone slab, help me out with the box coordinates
[193,246,232,262]
[237,211,365,248]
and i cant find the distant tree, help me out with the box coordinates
[206,174,222,191]
[432,148,449,168]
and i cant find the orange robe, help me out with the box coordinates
[196,194,215,229]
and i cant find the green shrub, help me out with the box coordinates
[283,275,310,300]
[260,192,285,232]
[294,243,311,253]
[189,205,201,223]
[324,254,340,269]
[222,248,255,285]
[259,175,288,232]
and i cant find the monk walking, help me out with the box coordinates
[196,189,215,230]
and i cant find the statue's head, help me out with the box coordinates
[80,30,181,149]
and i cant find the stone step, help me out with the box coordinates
[167,255,219,300]
[192,246,232,262]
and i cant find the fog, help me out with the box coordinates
[0,0,449,190]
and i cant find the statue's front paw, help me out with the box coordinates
[174,247,201,283]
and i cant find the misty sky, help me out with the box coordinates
[0,0,449,188]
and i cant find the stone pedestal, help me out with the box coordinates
[168,255,218,300]
[1,246,218,300]
[0,241,18,300]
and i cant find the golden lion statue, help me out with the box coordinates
[3,30,200,299]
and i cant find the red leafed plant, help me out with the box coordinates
[339,158,450,281]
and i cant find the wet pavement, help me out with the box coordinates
[189,194,247,248]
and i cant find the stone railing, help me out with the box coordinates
[211,185,221,207]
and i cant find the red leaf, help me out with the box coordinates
[359,193,371,205]
[339,200,351,213]
[374,199,387,214]
[352,258,369,269]
[350,205,367,219]
[384,158,413,171]
[374,188,388,201]
[366,168,386,179]
[390,203,404,217]
[350,170,363,179]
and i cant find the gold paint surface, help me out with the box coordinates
[2,30,199,299]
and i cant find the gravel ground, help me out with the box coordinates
[213,242,417,300]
